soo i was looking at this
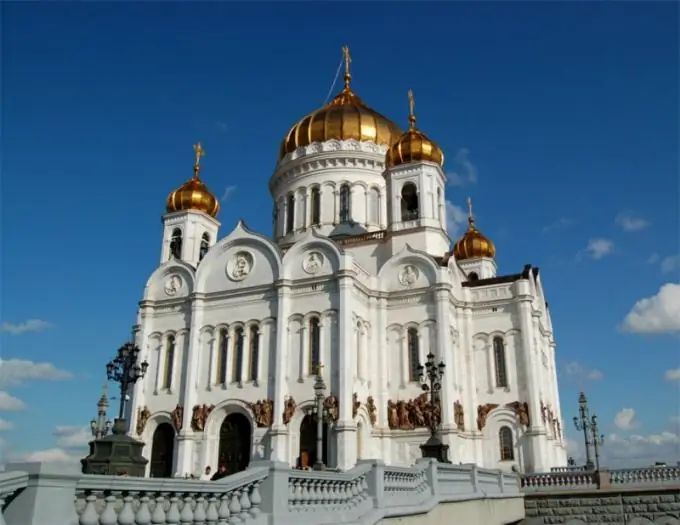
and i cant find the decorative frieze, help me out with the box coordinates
[249,399,274,427]
[190,404,214,432]
[387,394,440,430]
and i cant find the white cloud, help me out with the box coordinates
[0,418,13,431]
[446,148,478,187]
[661,254,679,274]
[0,391,25,411]
[20,447,80,465]
[0,319,53,335]
[615,211,650,232]
[542,217,574,233]
[0,358,72,388]
[445,200,468,238]
[584,238,614,260]
[52,426,92,448]
[563,361,604,381]
[664,368,680,381]
[647,253,660,264]
[614,408,639,430]
[220,185,236,203]
[621,283,680,334]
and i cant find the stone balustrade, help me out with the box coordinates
[0,459,523,525]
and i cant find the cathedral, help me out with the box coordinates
[127,47,567,478]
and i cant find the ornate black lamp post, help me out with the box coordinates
[573,391,604,471]
[311,364,329,471]
[81,342,150,476]
[418,352,450,463]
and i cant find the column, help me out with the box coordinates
[333,190,339,224]
[335,275,356,470]
[206,333,215,391]
[298,325,307,382]
[153,340,163,395]
[270,284,290,461]
[401,332,408,387]
[435,288,453,428]
[462,306,482,460]
[240,326,250,387]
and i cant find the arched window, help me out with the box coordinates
[368,187,380,225]
[436,187,442,222]
[339,184,351,223]
[286,194,295,234]
[163,335,175,390]
[493,336,508,388]
[310,187,321,226]
[216,329,228,385]
[468,272,479,281]
[499,426,514,461]
[407,327,420,381]
[232,327,244,384]
[169,229,182,259]
[248,325,259,383]
[309,317,321,374]
[400,183,419,221]
[199,233,210,262]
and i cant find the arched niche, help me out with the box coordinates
[378,246,439,292]
[149,420,175,478]
[282,235,343,281]
[144,261,196,301]
[483,406,525,471]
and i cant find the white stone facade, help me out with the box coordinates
[128,139,567,478]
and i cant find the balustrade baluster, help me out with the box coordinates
[167,496,182,525]
[320,482,330,504]
[248,482,261,517]
[238,486,251,521]
[228,490,242,523]
[193,496,207,525]
[151,496,167,525]
[205,496,219,525]
[300,481,309,505]
[80,494,100,525]
[118,495,137,525]
[136,495,153,525]
[180,495,195,524]
[217,493,230,524]
[99,494,119,525]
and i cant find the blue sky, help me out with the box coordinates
[1,2,678,467]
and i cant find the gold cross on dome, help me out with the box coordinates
[193,142,205,168]
[467,196,473,218]
[408,89,416,128]
[342,46,351,76]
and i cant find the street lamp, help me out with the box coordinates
[418,352,450,463]
[573,391,605,471]
[311,364,329,471]
[90,383,113,440]
[106,342,149,432]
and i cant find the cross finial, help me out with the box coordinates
[193,142,205,178]
[342,45,352,89]
[407,89,416,130]
[467,197,475,226]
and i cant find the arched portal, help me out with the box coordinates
[150,422,175,478]
[299,414,328,468]
[218,413,252,475]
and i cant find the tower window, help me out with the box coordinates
[493,336,508,388]
[436,187,442,223]
[308,317,321,374]
[369,187,380,225]
[163,335,176,390]
[216,329,228,385]
[339,184,351,223]
[169,229,182,259]
[468,272,479,281]
[286,194,295,234]
[407,327,420,381]
[499,426,514,461]
[199,233,210,262]
[232,327,244,384]
[401,183,419,221]
[311,187,321,226]
[249,325,259,382]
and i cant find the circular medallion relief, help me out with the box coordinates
[164,274,183,296]
[398,265,419,288]
[303,252,324,275]
[227,251,254,282]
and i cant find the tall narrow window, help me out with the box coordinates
[249,325,259,382]
[356,321,363,379]
[286,194,295,234]
[436,188,442,222]
[499,426,514,461]
[272,203,278,234]
[163,335,175,389]
[216,329,228,385]
[493,336,508,388]
[232,327,244,384]
[311,187,321,226]
[339,184,351,223]
[199,233,210,262]
[369,187,379,225]
[309,317,321,374]
[400,183,419,221]
[170,229,182,259]
[407,328,420,381]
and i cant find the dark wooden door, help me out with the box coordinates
[299,414,328,467]
[150,423,175,478]
[218,413,251,475]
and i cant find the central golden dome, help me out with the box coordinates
[278,47,402,161]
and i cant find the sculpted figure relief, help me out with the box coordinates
[190,404,214,432]
[507,401,531,428]
[250,399,274,428]
[352,393,360,419]
[366,396,377,426]
[476,403,498,431]
[282,397,296,425]
[387,394,439,430]
[136,406,151,436]
[324,395,339,422]
[453,401,465,432]
[164,275,182,296]
[172,404,184,432]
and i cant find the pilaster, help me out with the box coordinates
[270,283,291,461]
[336,274,357,470]
[435,288,453,428]
[463,306,483,461]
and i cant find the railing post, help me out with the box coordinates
[358,460,385,510]
[253,461,290,522]
[3,462,80,525]
[470,464,480,493]
[416,458,439,499]
[595,469,611,490]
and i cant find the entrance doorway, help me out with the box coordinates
[299,414,328,468]
[218,413,252,475]
[150,422,175,478]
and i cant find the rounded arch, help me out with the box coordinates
[378,246,440,291]
[204,399,256,437]
[143,260,196,301]
[149,420,175,478]
[217,412,252,474]
[281,234,344,279]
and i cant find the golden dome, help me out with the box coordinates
[278,46,402,161]
[385,90,444,168]
[166,143,220,218]
[453,198,496,260]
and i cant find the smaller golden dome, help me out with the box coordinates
[166,143,220,218]
[385,90,444,168]
[453,198,496,260]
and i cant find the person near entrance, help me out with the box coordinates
[200,466,212,480]
[210,464,227,481]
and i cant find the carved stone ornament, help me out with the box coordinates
[453,401,465,432]
[282,397,296,425]
[540,400,547,423]
[476,403,498,431]
[164,274,182,296]
[190,404,214,432]
[507,401,531,428]
[398,265,419,288]
[387,394,440,431]
[227,251,254,282]
[303,252,324,275]
[324,395,339,422]
[352,393,361,419]
[172,404,184,432]
[136,406,151,436]
[250,399,274,428]
[555,419,562,439]
[366,396,377,426]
